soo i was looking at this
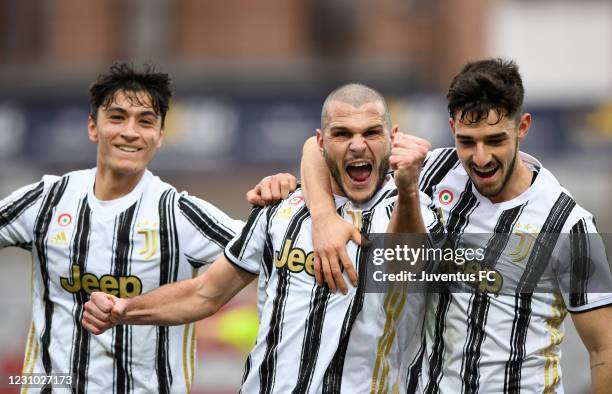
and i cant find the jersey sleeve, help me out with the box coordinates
[224,206,271,275]
[553,213,612,313]
[419,191,445,238]
[375,190,445,245]
[418,147,458,198]
[176,193,244,268]
[0,180,46,249]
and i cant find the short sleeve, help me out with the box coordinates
[0,180,46,249]
[374,190,445,246]
[554,215,612,313]
[176,194,244,268]
[224,206,271,275]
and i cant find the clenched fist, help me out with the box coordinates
[246,173,298,206]
[389,133,431,195]
[81,292,128,335]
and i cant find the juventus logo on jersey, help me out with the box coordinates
[510,223,539,263]
[136,221,159,260]
[346,209,363,231]
[509,233,535,263]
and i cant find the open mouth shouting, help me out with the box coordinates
[345,160,373,187]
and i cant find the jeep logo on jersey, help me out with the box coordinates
[61,265,142,298]
[275,238,315,277]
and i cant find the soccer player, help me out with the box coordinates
[304,59,612,393]
[82,83,438,392]
[0,62,297,393]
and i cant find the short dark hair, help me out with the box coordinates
[321,83,390,130]
[89,62,173,127]
[447,58,524,125]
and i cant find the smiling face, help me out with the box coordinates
[451,109,531,202]
[88,90,163,182]
[317,100,395,203]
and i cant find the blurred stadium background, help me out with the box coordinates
[0,0,611,393]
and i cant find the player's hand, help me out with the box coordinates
[82,292,126,335]
[389,132,430,195]
[246,173,298,206]
[312,213,361,294]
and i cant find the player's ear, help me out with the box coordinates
[316,129,324,153]
[390,124,400,137]
[157,127,164,148]
[517,113,531,141]
[87,116,98,143]
[449,117,456,136]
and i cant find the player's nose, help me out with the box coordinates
[472,143,492,168]
[349,134,367,153]
[120,118,140,139]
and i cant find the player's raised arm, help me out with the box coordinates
[301,136,360,294]
[387,132,430,234]
[246,173,297,206]
[82,255,256,334]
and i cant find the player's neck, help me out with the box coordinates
[93,167,145,201]
[330,179,344,197]
[488,158,533,204]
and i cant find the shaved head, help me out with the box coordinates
[321,83,391,131]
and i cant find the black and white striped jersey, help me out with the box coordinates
[405,148,612,393]
[225,178,440,393]
[0,168,243,394]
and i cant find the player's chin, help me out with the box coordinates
[113,161,147,176]
[474,181,503,198]
[341,167,380,202]
[345,183,376,203]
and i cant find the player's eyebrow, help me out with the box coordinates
[329,121,384,132]
[106,107,158,118]
[456,132,508,141]
[105,106,128,115]
[138,110,159,119]
[484,132,509,140]
[364,123,384,131]
[455,133,474,141]
[328,126,351,133]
